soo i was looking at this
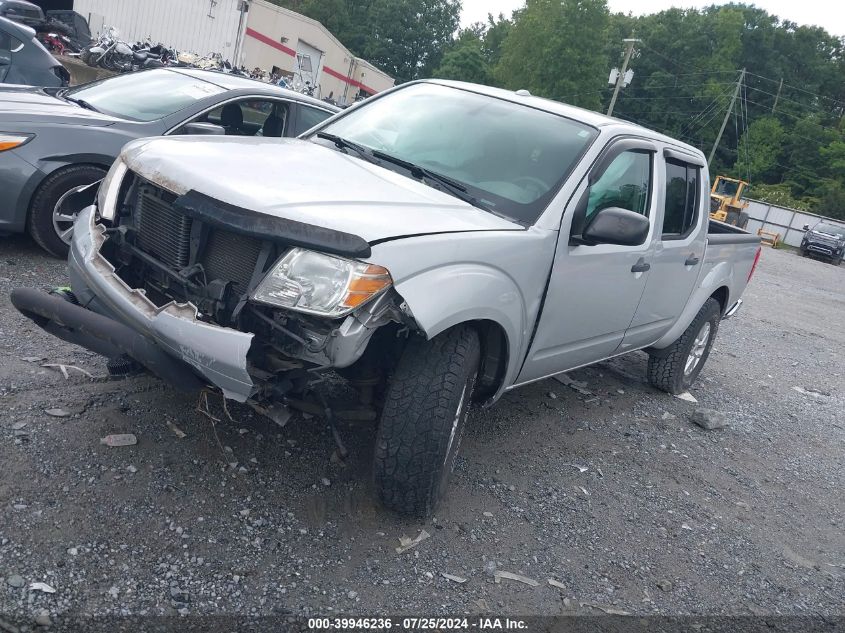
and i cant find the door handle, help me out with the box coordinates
[685,254,700,266]
[631,257,650,273]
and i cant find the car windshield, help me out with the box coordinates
[815,223,845,237]
[314,83,598,224]
[63,70,225,122]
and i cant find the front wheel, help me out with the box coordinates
[373,326,480,518]
[28,165,105,258]
[647,298,721,394]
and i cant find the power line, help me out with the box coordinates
[743,97,842,134]
[678,85,736,137]
[744,71,845,108]
[744,83,833,116]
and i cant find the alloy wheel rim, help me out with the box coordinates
[53,182,99,245]
[684,322,711,377]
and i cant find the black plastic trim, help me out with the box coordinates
[10,288,205,392]
[173,190,372,259]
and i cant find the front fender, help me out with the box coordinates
[394,263,528,394]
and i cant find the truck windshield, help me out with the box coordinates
[315,83,598,224]
[63,69,225,122]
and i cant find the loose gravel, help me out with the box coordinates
[0,236,843,625]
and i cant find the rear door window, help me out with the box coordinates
[195,99,291,137]
[662,159,699,238]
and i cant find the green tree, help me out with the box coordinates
[732,116,784,182]
[433,32,492,84]
[364,0,461,83]
[495,0,610,110]
[481,13,512,68]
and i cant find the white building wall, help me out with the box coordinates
[73,0,245,60]
[242,0,393,103]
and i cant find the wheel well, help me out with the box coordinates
[710,286,730,315]
[27,162,110,215]
[469,319,509,401]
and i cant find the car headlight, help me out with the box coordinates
[0,133,34,152]
[96,158,128,221]
[252,248,392,318]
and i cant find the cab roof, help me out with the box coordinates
[424,79,704,159]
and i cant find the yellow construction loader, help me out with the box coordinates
[710,176,750,228]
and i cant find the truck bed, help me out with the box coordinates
[707,218,760,242]
[704,219,762,310]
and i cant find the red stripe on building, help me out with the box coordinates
[246,27,379,94]
[321,65,377,95]
[245,27,296,57]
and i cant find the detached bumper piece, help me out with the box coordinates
[10,287,205,392]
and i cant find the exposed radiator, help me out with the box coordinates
[200,229,264,292]
[135,182,192,269]
[132,177,264,293]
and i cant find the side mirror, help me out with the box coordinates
[582,206,650,246]
[181,122,225,136]
[0,51,11,66]
[802,224,810,231]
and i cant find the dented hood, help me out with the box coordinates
[121,136,522,243]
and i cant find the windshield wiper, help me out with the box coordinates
[371,150,485,209]
[64,96,100,112]
[315,132,380,165]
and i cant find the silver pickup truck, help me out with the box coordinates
[13,80,761,517]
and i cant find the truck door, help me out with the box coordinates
[516,139,658,384]
[621,148,706,350]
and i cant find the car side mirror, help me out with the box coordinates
[582,207,650,246]
[181,122,225,136]
[802,224,810,231]
[0,51,10,66]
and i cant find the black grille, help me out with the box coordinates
[135,182,192,269]
[200,230,264,291]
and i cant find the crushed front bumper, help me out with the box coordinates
[62,206,256,401]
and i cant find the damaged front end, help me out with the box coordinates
[14,164,415,412]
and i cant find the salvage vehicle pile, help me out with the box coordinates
[10,79,761,518]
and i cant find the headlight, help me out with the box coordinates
[252,248,392,318]
[96,158,128,221]
[0,133,34,152]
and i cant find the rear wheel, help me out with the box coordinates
[647,298,721,394]
[373,326,480,518]
[29,165,105,258]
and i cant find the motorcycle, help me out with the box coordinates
[82,27,164,72]
[36,31,72,55]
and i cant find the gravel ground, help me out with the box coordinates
[0,236,843,627]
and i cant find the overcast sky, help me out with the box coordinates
[460,0,845,36]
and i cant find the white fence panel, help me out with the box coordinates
[742,198,845,248]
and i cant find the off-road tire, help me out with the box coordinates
[373,326,480,518]
[29,165,106,258]
[647,298,721,395]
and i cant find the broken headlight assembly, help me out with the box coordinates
[251,248,392,318]
[96,157,128,221]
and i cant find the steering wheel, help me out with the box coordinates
[513,176,549,198]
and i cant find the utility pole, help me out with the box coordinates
[772,77,783,113]
[708,68,746,165]
[607,38,640,117]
